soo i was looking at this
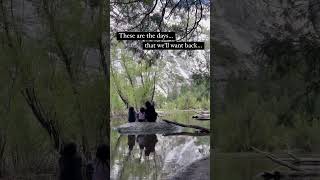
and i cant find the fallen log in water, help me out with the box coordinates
[162,119,210,133]
[251,147,305,172]
[287,152,300,162]
[260,170,320,179]
[281,157,320,166]
[192,114,210,121]
[285,171,320,177]
[252,147,320,179]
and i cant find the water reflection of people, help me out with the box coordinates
[59,143,82,180]
[128,135,135,154]
[92,144,110,180]
[137,134,158,157]
[144,134,158,156]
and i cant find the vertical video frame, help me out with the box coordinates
[110,0,211,180]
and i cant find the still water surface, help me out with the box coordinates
[110,111,210,180]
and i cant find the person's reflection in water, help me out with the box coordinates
[59,143,82,180]
[137,134,158,160]
[127,135,135,155]
[144,134,158,157]
[137,134,145,160]
[92,144,109,180]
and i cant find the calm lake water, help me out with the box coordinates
[110,111,210,180]
[214,153,320,180]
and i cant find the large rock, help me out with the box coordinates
[115,121,182,135]
[168,157,210,180]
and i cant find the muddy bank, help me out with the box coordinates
[169,157,210,180]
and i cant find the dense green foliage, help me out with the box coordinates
[159,73,210,110]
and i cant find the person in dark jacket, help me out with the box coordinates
[145,101,157,122]
[59,143,82,180]
[128,107,136,122]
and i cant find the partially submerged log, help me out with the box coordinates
[287,152,301,162]
[252,146,320,179]
[260,170,320,179]
[286,171,320,177]
[162,119,210,133]
[192,114,210,121]
[251,147,305,172]
[281,157,320,166]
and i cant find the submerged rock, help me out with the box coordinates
[115,121,182,135]
[168,157,210,180]
[162,138,210,177]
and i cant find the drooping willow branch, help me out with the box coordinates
[111,0,208,41]
[110,66,130,107]
[126,0,159,31]
[21,87,62,151]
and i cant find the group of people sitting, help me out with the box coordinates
[128,101,158,123]
[127,101,159,158]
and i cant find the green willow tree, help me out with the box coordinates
[111,42,161,110]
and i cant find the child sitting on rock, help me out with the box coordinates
[138,107,146,122]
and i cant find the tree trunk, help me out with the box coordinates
[0,133,6,177]
[21,87,62,151]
